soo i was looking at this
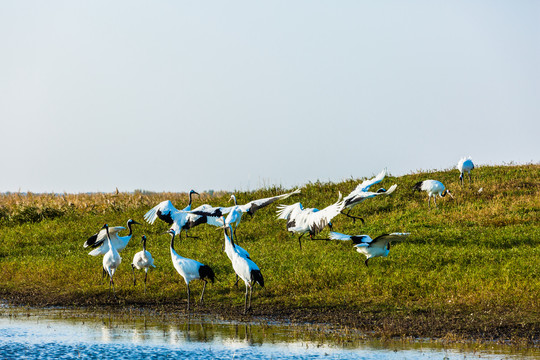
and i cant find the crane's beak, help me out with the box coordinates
[132,220,141,225]
[447,190,455,199]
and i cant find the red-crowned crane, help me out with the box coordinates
[182,190,200,211]
[330,231,410,266]
[165,229,215,311]
[276,192,344,249]
[413,180,454,208]
[84,219,140,280]
[101,224,122,296]
[131,235,156,293]
[457,157,475,185]
[342,169,397,223]
[219,224,264,314]
[144,201,226,241]
[213,189,302,238]
[84,219,140,255]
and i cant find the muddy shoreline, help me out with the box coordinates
[2,290,538,347]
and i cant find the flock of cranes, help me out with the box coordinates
[83,157,475,313]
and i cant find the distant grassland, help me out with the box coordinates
[0,164,539,343]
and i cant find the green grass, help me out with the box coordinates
[0,164,539,342]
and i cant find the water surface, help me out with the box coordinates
[0,307,536,359]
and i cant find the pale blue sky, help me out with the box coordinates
[1,1,538,193]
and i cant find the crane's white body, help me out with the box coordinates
[144,200,225,236]
[170,248,206,285]
[132,250,155,271]
[87,226,128,256]
[344,184,398,209]
[131,236,156,292]
[85,219,139,255]
[330,231,410,266]
[277,193,344,237]
[413,180,453,207]
[221,225,263,313]
[103,236,122,278]
[457,157,474,184]
[100,225,122,295]
[166,229,214,309]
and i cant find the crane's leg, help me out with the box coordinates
[298,233,305,250]
[144,269,148,294]
[110,277,117,298]
[434,196,438,208]
[234,275,240,287]
[248,285,253,311]
[309,234,331,241]
[340,210,365,224]
[200,280,207,305]
[187,283,191,311]
[185,230,200,239]
[131,264,136,286]
[469,172,472,184]
[102,267,108,282]
[244,284,249,314]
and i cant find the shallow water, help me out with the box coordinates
[0,307,537,359]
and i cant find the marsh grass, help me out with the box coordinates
[0,164,538,342]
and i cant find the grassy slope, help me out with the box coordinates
[0,164,538,342]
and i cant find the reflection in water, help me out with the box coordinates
[0,307,537,360]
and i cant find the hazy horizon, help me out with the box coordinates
[2,1,538,194]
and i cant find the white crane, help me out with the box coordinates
[165,229,215,311]
[84,219,140,279]
[457,157,475,185]
[342,169,397,223]
[84,219,140,255]
[330,231,410,266]
[212,189,302,238]
[412,180,454,208]
[277,192,344,249]
[131,235,156,293]
[182,190,200,211]
[144,201,226,240]
[219,224,264,314]
[101,224,122,296]
[216,218,251,286]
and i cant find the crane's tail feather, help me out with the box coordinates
[251,269,264,288]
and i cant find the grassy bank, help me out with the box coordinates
[0,164,539,344]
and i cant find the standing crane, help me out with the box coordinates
[166,229,215,311]
[101,224,122,297]
[457,157,475,185]
[131,235,156,293]
[219,224,264,314]
[84,219,140,279]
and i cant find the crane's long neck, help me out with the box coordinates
[188,192,194,207]
[127,221,134,236]
[142,238,147,252]
[223,226,234,248]
[170,233,176,252]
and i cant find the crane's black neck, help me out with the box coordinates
[142,237,147,251]
[105,226,111,244]
[170,232,176,252]
[127,221,134,236]
[224,226,234,247]
[188,192,194,207]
